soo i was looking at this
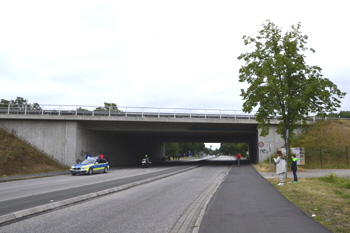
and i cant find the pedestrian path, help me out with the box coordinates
[198,165,332,233]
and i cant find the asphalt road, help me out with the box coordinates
[0,164,200,216]
[0,158,232,233]
[1,157,344,233]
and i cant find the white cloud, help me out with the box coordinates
[0,0,349,111]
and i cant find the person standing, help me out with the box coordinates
[274,151,286,186]
[291,154,298,183]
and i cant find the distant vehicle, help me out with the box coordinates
[70,157,109,175]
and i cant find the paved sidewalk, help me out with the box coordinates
[198,165,332,233]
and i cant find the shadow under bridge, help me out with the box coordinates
[78,118,259,166]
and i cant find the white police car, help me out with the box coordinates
[70,157,109,175]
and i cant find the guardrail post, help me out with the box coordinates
[158,108,160,118]
[109,107,111,117]
[25,105,27,114]
[205,110,206,119]
[220,110,222,119]
[7,104,10,114]
[174,109,176,118]
[125,107,128,117]
[142,108,144,117]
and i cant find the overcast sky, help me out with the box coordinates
[1,0,349,113]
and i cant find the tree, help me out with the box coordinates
[237,20,346,160]
[165,142,205,158]
[165,142,180,157]
[219,143,248,156]
[0,97,41,110]
[179,142,205,156]
[95,102,122,112]
[328,111,350,119]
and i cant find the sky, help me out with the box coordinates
[1,0,349,113]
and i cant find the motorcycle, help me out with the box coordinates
[141,158,150,168]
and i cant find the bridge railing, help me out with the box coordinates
[0,104,258,120]
[0,104,334,121]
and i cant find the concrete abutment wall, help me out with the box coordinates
[0,119,166,167]
[0,117,302,167]
[0,119,77,165]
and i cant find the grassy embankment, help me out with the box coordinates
[0,127,67,177]
[254,120,350,233]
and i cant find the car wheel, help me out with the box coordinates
[71,173,76,176]
[88,168,93,175]
[104,167,108,173]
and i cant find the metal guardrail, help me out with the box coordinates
[0,104,257,120]
[0,104,333,121]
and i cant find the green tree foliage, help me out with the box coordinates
[76,107,89,111]
[179,142,205,156]
[95,102,122,112]
[0,99,10,107]
[219,143,248,155]
[165,142,205,157]
[165,142,180,157]
[237,20,346,147]
[328,111,350,119]
[0,97,41,110]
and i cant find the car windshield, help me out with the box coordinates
[81,158,96,164]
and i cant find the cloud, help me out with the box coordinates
[0,0,349,112]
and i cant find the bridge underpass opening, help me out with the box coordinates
[164,141,250,160]
[76,120,260,166]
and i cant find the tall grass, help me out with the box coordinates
[292,120,350,169]
[302,146,350,168]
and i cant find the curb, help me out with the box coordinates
[170,165,231,233]
[0,165,200,225]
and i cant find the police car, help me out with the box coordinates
[70,157,109,175]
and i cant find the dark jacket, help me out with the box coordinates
[291,158,298,172]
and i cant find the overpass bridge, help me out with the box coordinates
[0,105,306,167]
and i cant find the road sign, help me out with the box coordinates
[258,141,264,147]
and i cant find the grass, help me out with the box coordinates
[0,127,68,177]
[267,174,350,233]
[293,120,350,169]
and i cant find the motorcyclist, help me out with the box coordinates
[144,154,150,164]
[142,154,151,168]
